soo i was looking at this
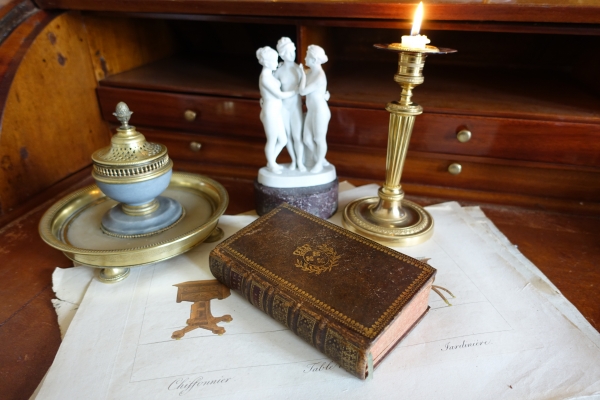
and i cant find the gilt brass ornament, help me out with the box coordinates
[343,44,456,246]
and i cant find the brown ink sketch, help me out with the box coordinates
[172,280,233,339]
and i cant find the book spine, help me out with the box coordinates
[209,251,369,379]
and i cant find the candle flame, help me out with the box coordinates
[411,2,424,36]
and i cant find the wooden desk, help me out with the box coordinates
[0,1,599,398]
[1,178,599,399]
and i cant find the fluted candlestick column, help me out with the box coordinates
[343,44,455,246]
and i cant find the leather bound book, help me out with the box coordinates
[209,203,436,379]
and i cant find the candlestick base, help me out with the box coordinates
[343,196,433,246]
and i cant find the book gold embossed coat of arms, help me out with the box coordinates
[209,203,436,379]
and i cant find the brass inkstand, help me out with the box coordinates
[39,103,228,283]
[343,40,455,246]
[92,102,183,238]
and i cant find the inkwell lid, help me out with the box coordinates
[91,102,172,184]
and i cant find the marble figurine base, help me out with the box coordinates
[258,163,336,188]
[255,178,338,219]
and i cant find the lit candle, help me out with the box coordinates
[401,2,431,49]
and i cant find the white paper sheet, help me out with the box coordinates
[51,265,95,339]
[37,186,600,399]
[463,206,600,349]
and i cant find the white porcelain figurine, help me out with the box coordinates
[256,46,296,174]
[255,43,337,218]
[274,37,305,172]
[299,45,331,173]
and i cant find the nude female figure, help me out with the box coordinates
[256,46,296,173]
[299,45,331,173]
[274,37,306,172]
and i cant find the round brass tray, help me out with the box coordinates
[39,172,228,283]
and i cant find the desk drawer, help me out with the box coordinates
[144,129,269,169]
[99,87,600,167]
[143,128,600,204]
[98,86,263,138]
[328,146,600,203]
[329,108,600,167]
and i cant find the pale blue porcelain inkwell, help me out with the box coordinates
[91,102,184,237]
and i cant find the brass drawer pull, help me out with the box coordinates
[189,141,202,152]
[184,110,197,122]
[448,163,462,175]
[456,129,471,143]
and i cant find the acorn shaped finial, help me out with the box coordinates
[113,102,133,129]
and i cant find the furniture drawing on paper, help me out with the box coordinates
[172,280,233,339]
[0,0,599,398]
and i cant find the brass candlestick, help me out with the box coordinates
[343,43,456,246]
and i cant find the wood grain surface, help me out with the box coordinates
[0,12,110,221]
[82,14,175,81]
[0,8,51,122]
[34,1,600,24]
[0,0,37,45]
[0,173,93,400]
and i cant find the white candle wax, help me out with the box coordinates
[401,34,430,49]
